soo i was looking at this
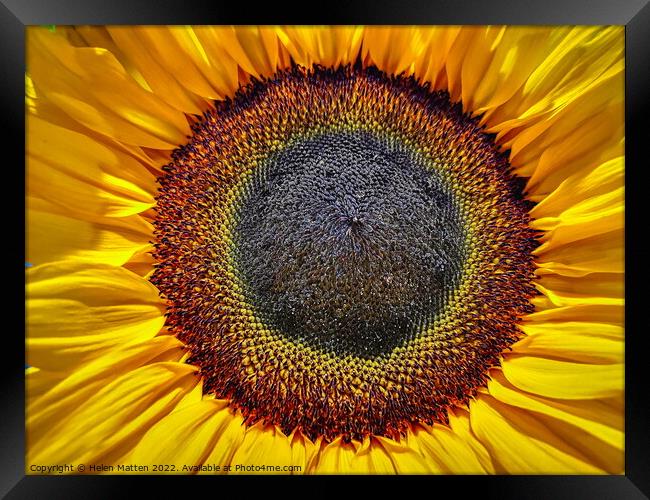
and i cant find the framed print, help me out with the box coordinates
[4,0,649,496]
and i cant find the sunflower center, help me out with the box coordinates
[233,130,465,357]
[152,65,538,442]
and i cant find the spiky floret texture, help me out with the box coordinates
[152,65,539,442]
[234,129,466,357]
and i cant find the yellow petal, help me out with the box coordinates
[105,26,208,114]
[532,190,624,251]
[362,27,423,76]
[521,320,623,340]
[27,27,190,149]
[513,82,623,191]
[26,261,165,371]
[444,27,480,102]
[123,244,156,278]
[458,27,504,112]
[311,438,360,473]
[125,399,246,474]
[277,26,363,67]
[288,432,321,473]
[472,27,570,115]
[27,123,156,219]
[357,439,404,474]
[26,73,94,134]
[311,437,427,474]
[501,355,623,400]
[535,273,624,308]
[28,361,198,467]
[531,156,624,220]
[485,27,623,134]
[26,367,66,407]
[205,26,280,80]
[125,27,239,101]
[27,149,154,219]
[507,70,622,170]
[413,27,461,90]
[409,430,467,473]
[201,408,247,467]
[69,25,155,92]
[469,395,605,473]
[28,335,186,436]
[27,197,152,267]
[189,27,247,95]
[534,229,624,278]
[519,27,621,114]
[487,371,623,455]
[533,406,624,474]
[496,58,625,158]
[531,294,615,313]
[525,305,624,326]
[412,414,494,474]
[229,422,308,474]
[513,326,622,364]
[26,80,169,174]
[444,27,510,106]
[374,436,440,474]
[493,55,623,170]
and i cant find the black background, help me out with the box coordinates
[3,0,648,497]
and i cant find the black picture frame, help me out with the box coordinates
[4,0,648,497]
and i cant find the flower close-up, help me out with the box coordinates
[25,25,624,474]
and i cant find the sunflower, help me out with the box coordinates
[25,25,624,475]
